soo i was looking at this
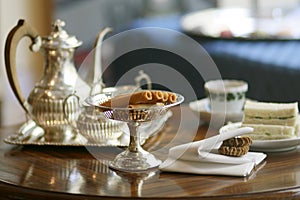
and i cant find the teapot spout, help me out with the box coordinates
[90,27,113,95]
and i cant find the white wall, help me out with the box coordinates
[0,0,52,126]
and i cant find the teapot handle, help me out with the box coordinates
[4,19,41,114]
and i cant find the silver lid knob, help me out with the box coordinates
[42,19,82,49]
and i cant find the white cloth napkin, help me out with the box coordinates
[159,127,267,177]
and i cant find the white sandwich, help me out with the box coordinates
[243,100,298,126]
[242,124,296,140]
[242,100,299,140]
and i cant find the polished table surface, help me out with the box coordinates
[1,106,300,199]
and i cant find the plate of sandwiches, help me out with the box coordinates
[189,98,244,124]
[220,100,300,152]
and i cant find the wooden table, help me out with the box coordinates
[1,106,300,199]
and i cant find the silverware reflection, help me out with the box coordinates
[114,170,158,197]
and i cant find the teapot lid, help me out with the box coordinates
[42,19,82,49]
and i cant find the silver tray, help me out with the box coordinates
[4,120,129,147]
[4,111,172,147]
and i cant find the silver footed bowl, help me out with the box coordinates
[85,91,184,123]
[85,90,184,172]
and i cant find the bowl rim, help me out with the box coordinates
[84,90,185,111]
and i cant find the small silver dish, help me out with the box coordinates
[75,105,126,145]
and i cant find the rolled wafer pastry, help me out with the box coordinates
[161,91,177,103]
[168,92,177,103]
[128,103,164,109]
[162,92,169,102]
[100,91,153,108]
[129,90,153,104]
[151,91,164,102]
[99,90,177,108]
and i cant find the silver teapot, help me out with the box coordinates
[4,19,88,141]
